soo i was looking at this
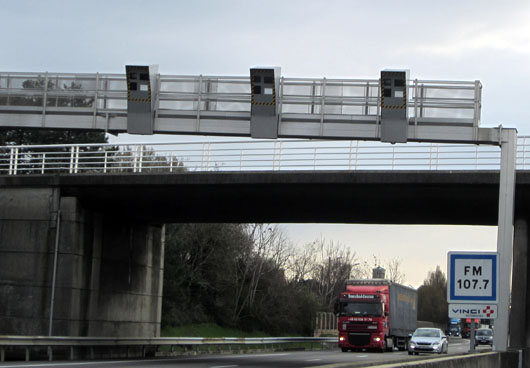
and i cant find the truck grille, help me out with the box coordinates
[348,333,371,346]
[344,321,378,332]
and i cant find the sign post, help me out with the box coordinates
[447,251,499,352]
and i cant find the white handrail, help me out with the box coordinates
[2,137,530,175]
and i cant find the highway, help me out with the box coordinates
[0,338,491,368]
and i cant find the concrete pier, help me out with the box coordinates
[0,188,164,337]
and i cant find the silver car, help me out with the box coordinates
[408,328,448,355]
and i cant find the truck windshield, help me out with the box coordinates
[340,302,381,317]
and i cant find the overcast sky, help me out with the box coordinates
[2,0,529,287]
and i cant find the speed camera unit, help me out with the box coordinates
[380,69,409,143]
[125,65,159,135]
[250,67,281,139]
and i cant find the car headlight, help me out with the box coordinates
[409,342,416,347]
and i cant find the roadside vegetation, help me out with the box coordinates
[161,223,410,337]
[417,266,449,326]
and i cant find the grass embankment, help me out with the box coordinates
[161,323,269,338]
[159,324,323,354]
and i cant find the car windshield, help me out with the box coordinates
[340,302,381,317]
[413,329,441,338]
[477,329,493,336]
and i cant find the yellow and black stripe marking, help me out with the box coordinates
[128,98,151,103]
[251,76,276,106]
[380,80,406,109]
[382,104,407,109]
[127,72,151,103]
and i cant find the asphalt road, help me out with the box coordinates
[0,338,492,368]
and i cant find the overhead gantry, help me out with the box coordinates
[0,66,494,144]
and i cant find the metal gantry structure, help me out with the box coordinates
[0,68,489,144]
[0,67,518,352]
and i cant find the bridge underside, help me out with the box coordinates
[1,170,520,225]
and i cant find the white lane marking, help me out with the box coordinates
[356,355,368,358]
[0,361,137,367]
[0,353,291,367]
[210,365,238,368]
[305,358,322,361]
[219,353,290,359]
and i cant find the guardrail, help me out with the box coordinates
[4,136,530,176]
[0,335,338,362]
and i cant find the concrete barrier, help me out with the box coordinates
[368,351,520,368]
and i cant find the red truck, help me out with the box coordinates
[337,279,417,352]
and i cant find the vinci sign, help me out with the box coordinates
[448,303,497,319]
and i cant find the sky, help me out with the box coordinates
[1,0,529,287]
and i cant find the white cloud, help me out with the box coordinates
[409,14,530,58]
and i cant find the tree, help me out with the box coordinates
[417,266,448,325]
[162,223,316,336]
[365,256,406,283]
[162,223,248,327]
[385,257,406,284]
[232,224,292,324]
[107,146,185,173]
[310,238,360,311]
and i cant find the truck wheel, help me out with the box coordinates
[408,351,413,355]
[341,348,348,352]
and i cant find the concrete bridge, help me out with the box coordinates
[1,140,530,362]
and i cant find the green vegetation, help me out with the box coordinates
[161,223,409,336]
[417,266,448,326]
[161,323,269,338]
[161,224,361,336]
[162,223,320,337]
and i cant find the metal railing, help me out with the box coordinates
[0,72,481,126]
[0,335,337,362]
[2,136,528,176]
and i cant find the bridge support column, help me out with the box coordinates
[0,187,164,337]
[511,216,530,368]
[510,217,528,347]
[85,216,164,337]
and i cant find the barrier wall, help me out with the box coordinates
[371,351,519,368]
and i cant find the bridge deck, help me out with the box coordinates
[4,170,529,225]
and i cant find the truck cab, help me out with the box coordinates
[337,288,389,351]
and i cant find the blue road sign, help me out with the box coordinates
[447,251,498,304]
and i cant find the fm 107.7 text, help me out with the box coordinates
[456,279,489,289]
